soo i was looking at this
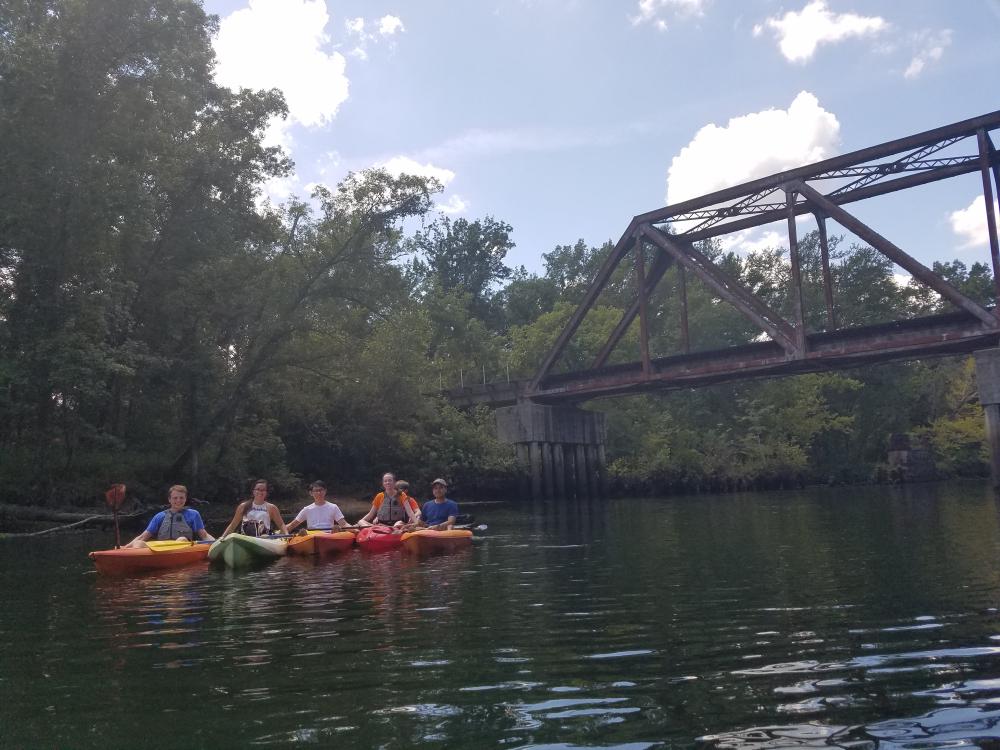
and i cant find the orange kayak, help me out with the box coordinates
[401,529,473,553]
[89,544,210,575]
[286,533,316,555]
[313,530,356,555]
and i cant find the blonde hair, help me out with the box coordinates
[168,484,188,496]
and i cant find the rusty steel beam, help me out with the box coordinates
[640,226,799,354]
[530,312,1000,402]
[635,239,652,377]
[785,188,807,356]
[680,158,985,243]
[791,180,998,327]
[592,248,673,368]
[815,213,836,329]
[678,263,690,354]
[979,129,1000,303]
[528,222,638,392]
[637,109,1000,226]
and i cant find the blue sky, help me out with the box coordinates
[202,0,1000,277]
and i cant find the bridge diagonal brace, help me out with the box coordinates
[529,227,638,392]
[640,225,800,355]
[790,180,999,328]
[592,248,674,368]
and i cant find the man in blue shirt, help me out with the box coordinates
[126,484,214,547]
[419,478,460,531]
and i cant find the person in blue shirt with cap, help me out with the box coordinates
[126,484,214,547]
[419,478,460,531]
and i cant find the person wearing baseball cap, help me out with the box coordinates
[419,478,459,531]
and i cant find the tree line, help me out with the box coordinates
[0,0,991,505]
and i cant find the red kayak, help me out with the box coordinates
[89,543,210,575]
[356,525,403,553]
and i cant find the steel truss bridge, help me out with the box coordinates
[450,110,1000,409]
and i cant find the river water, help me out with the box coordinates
[3,483,1000,749]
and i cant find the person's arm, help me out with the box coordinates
[268,503,288,535]
[189,511,214,542]
[127,512,163,547]
[126,530,153,548]
[221,501,247,537]
[287,518,303,533]
[332,505,353,529]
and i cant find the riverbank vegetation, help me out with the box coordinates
[0,0,990,506]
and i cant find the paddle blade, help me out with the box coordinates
[104,484,126,510]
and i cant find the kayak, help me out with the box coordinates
[208,534,287,567]
[313,530,357,555]
[401,529,473,554]
[356,525,403,553]
[286,532,316,556]
[89,543,210,575]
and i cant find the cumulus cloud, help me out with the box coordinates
[666,91,840,205]
[378,15,405,35]
[631,0,704,29]
[345,14,405,58]
[214,0,349,138]
[904,29,952,79]
[950,196,1000,249]
[719,229,787,256]
[438,195,469,215]
[754,0,887,63]
[377,156,466,215]
[379,156,456,186]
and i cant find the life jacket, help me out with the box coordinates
[156,510,196,541]
[241,502,271,537]
[375,492,413,524]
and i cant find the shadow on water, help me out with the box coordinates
[4,482,1000,748]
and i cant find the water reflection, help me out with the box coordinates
[3,483,1000,748]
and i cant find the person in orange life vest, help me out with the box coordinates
[126,485,214,547]
[220,478,289,538]
[356,472,420,530]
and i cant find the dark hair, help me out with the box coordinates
[252,478,269,491]
[309,480,327,490]
[395,480,409,491]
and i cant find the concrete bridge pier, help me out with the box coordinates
[975,349,1000,492]
[496,402,606,500]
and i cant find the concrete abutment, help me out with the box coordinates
[496,402,607,500]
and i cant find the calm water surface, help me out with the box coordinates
[4,483,1000,749]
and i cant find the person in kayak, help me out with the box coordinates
[286,480,353,533]
[220,478,289,538]
[126,485,215,547]
[356,472,420,529]
[417,478,460,531]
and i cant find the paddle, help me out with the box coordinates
[451,523,488,532]
[104,484,126,549]
[147,532,300,552]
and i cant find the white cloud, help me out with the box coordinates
[345,13,405,58]
[438,195,469,215]
[666,91,840,205]
[719,229,787,256]
[631,0,704,29]
[949,195,1000,249]
[756,0,887,63]
[378,15,405,36]
[379,156,456,186]
[904,29,951,79]
[214,0,349,133]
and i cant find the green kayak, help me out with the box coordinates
[208,534,288,568]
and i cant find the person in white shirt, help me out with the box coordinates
[286,480,353,533]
